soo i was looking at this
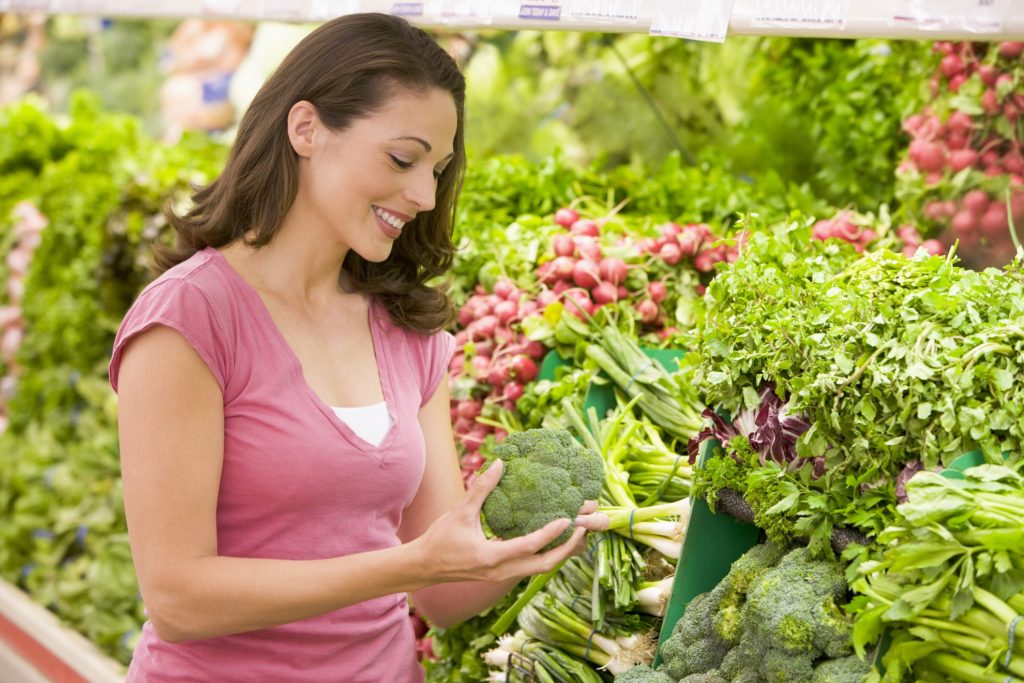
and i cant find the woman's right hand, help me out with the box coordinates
[412,460,595,584]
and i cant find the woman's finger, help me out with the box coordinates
[496,517,571,558]
[462,459,503,513]
[578,500,598,515]
[574,511,609,532]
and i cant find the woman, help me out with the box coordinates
[110,13,606,682]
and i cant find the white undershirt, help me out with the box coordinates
[329,401,393,447]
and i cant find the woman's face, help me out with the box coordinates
[295,87,458,262]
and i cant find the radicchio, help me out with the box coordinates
[688,383,812,470]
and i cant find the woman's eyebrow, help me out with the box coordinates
[392,136,455,160]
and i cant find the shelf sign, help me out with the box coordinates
[432,0,493,23]
[258,0,310,19]
[391,1,424,16]
[890,0,1011,33]
[753,0,846,29]
[650,0,736,42]
[308,0,360,18]
[568,0,640,22]
[519,1,562,20]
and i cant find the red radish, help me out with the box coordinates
[693,249,721,273]
[575,239,602,262]
[910,140,946,172]
[981,149,1000,167]
[471,315,499,340]
[812,220,834,240]
[563,289,595,319]
[902,113,924,135]
[948,74,967,93]
[591,281,619,305]
[554,207,579,227]
[493,300,518,324]
[598,257,628,285]
[1006,102,1022,123]
[636,299,659,324]
[963,190,990,216]
[523,339,547,360]
[940,54,964,77]
[487,362,510,387]
[448,354,463,374]
[518,300,538,318]
[945,130,969,150]
[946,110,973,133]
[469,355,490,378]
[551,255,575,281]
[925,171,944,185]
[949,148,979,171]
[952,210,978,234]
[902,244,920,258]
[980,204,1009,235]
[638,237,659,254]
[472,340,495,357]
[979,65,998,86]
[493,278,516,300]
[676,227,703,256]
[658,222,683,239]
[552,233,575,257]
[648,280,667,303]
[572,260,600,288]
[921,239,945,256]
[1003,153,1024,175]
[617,285,629,299]
[536,289,558,307]
[493,428,508,442]
[999,42,1024,59]
[896,224,921,244]
[570,219,600,237]
[983,89,1000,114]
[834,217,860,241]
[457,399,483,420]
[552,280,570,295]
[660,242,682,265]
[509,355,538,382]
[453,416,473,435]
[536,261,557,285]
[924,201,949,221]
[997,73,1014,90]
[984,165,1004,177]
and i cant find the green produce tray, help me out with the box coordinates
[653,434,989,669]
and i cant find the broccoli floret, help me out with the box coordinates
[613,664,674,683]
[812,654,873,683]
[763,647,816,683]
[659,585,732,680]
[743,546,852,658]
[718,635,766,681]
[680,671,728,683]
[481,428,604,549]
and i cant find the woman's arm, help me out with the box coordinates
[117,326,581,643]
[400,376,607,628]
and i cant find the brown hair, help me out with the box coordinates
[157,13,465,333]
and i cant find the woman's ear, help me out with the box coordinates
[287,100,318,158]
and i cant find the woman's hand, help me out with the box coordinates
[412,460,609,585]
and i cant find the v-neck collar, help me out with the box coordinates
[203,247,398,462]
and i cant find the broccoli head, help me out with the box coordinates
[743,546,852,659]
[613,664,674,683]
[680,671,728,683]
[812,654,873,683]
[762,647,816,683]
[482,428,604,549]
[659,585,733,680]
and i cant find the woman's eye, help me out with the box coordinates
[389,155,413,169]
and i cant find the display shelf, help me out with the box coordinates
[2,0,1023,41]
[0,579,125,683]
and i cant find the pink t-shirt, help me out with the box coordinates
[108,247,455,682]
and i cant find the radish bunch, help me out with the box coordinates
[0,201,46,433]
[449,278,547,481]
[897,40,1024,269]
[811,212,878,253]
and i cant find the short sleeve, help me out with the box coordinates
[108,278,230,395]
[420,330,456,407]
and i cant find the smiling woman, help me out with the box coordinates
[108,11,607,683]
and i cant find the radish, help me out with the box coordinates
[963,190,989,216]
[509,355,538,382]
[535,261,557,285]
[660,242,682,265]
[469,355,490,378]
[598,257,627,285]
[658,222,683,239]
[453,416,474,435]
[638,237,659,254]
[923,201,949,221]
[980,204,1009,235]
[471,314,499,340]
[570,219,600,237]
[984,165,1004,177]
[999,42,1024,59]
[551,255,576,281]
[572,259,601,288]
[552,233,575,257]
[493,300,518,324]
[945,130,969,150]
[575,239,602,262]
[896,224,921,244]
[523,339,547,360]
[951,210,978,234]
[648,280,667,303]
[693,249,721,273]
[921,239,945,256]
[591,281,619,305]
[536,289,558,307]
[636,299,659,324]
[997,73,1014,90]
[1006,102,1022,123]
[493,278,516,300]
[552,280,570,295]
[910,140,945,172]
[979,65,998,87]
[946,110,973,133]
[448,353,464,374]
[925,171,943,185]
[457,399,483,420]
[555,207,580,228]
[518,300,538,318]
[940,54,964,77]
[563,288,595,318]
[949,148,979,172]
[487,362,510,387]
[983,89,1000,115]
[902,244,920,258]
[676,227,703,256]
[948,74,967,93]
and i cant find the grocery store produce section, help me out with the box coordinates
[1,8,1023,682]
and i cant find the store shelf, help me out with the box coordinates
[0,579,125,683]
[1,0,1023,40]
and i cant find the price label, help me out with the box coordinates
[890,0,1011,33]
[753,0,846,29]
[431,0,493,23]
[649,0,735,42]
[391,1,425,16]
[519,1,562,21]
[568,0,639,22]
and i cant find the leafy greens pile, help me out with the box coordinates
[689,219,1024,553]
